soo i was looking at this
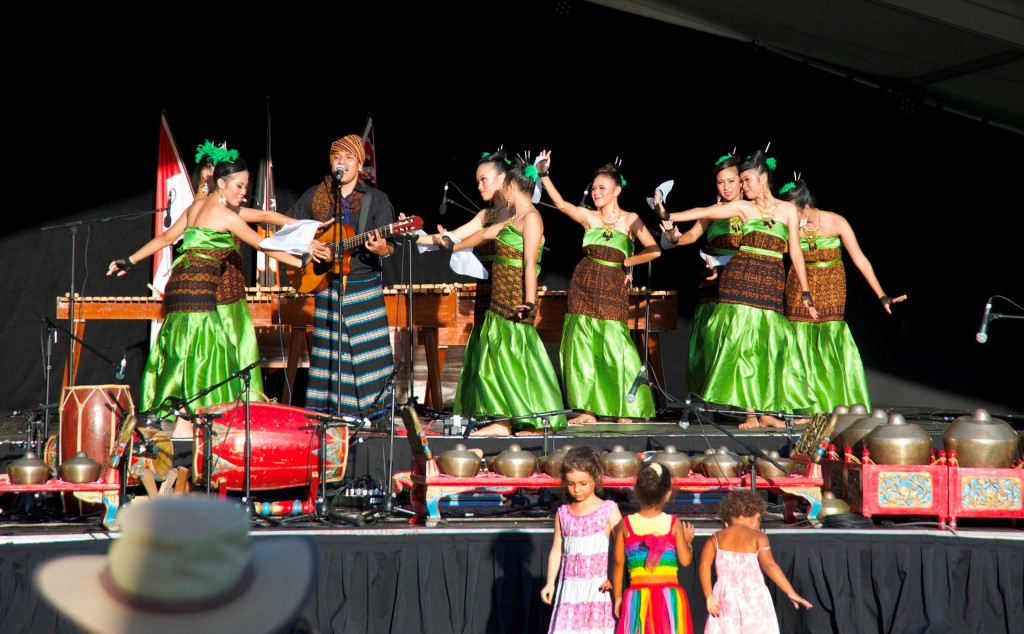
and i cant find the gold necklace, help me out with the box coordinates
[800,208,821,250]
[597,206,621,240]
[756,197,776,228]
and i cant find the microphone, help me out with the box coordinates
[164,189,176,227]
[625,367,647,403]
[579,184,591,207]
[115,355,126,380]
[976,298,993,343]
[439,183,449,216]
[333,164,347,182]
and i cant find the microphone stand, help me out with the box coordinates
[42,207,168,389]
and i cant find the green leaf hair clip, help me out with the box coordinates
[524,165,539,181]
[715,154,732,166]
[779,182,796,194]
[766,157,777,171]
[620,175,627,187]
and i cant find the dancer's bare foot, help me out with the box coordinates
[170,417,193,439]
[616,418,633,424]
[470,422,512,437]
[513,429,544,437]
[792,418,810,425]
[738,415,760,429]
[759,415,788,428]
[569,412,597,425]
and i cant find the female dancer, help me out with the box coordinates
[536,151,660,423]
[442,160,567,436]
[120,155,326,434]
[776,178,905,412]
[108,142,309,406]
[661,153,745,396]
[407,151,514,415]
[660,151,817,425]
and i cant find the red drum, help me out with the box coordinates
[59,385,134,478]
[193,402,348,491]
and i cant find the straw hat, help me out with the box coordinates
[34,496,316,634]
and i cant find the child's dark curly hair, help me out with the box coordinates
[634,463,672,507]
[719,490,767,524]
[560,446,607,496]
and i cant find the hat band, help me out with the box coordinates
[98,565,255,614]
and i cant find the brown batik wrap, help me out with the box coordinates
[696,231,745,305]
[164,248,237,314]
[217,238,245,305]
[716,231,787,314]
[785,246,845,322]
[567,244,629,323]
[473,238,498,324]
[488,240,537,322]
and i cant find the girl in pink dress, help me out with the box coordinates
[611,463,695,634]
[700,490,812,634]
[542,447,623,634]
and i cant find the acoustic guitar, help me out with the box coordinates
[283,216,423,293]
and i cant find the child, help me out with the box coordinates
[700,490,813,634]
[611,462,695,634]
[542,446,622,634]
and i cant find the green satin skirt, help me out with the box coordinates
[702,303,812,412]
[791,320,870,412]
[141,299,265,412]
[452,311,567,431]
[560,313,654,418]
[687,302,717,395]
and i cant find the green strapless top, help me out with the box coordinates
[182,226,238,250]
[800,235,841,250]
[582,227,633,257]
[496,223,543,272]
[740,216,789,241]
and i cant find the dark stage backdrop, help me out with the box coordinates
[4,3,1022,415]
[5,530,1022,633]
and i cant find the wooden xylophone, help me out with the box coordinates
[57,285,677,408]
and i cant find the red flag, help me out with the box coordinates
[360,115,377,185]
[153,114,195,293]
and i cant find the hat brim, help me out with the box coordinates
[34,537,316,634]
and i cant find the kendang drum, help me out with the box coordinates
[59,384,134,514]
[193,402,348,491]
[59,385,134,478]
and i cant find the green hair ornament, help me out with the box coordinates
[779,182,796,194]
[195,140,218,164]
[715,154,733,166]
[195,140,238,165]
[524,165,539,181]
[765,157,777,171]
[620,175,627,187]
[481,151,511,165]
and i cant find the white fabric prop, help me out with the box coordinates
[444,232,489,279]
[646,180,675,210]
[257,219,321,255]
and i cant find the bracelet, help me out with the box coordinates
[880,295,892,306]
[801,291,814,308]
[439,236,455,252]
[381,248,393,260]
[658,208,671,221]
[121,256,135,271]
[537,170,549,178]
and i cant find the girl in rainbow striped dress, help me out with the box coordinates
[611,463,695,633]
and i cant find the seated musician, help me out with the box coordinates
[285,135,396,416]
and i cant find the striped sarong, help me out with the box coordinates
[306,275,394,415]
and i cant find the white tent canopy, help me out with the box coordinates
[588,0,1024,133]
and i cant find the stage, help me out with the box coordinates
[2,522,1021,634]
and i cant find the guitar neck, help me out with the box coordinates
[334,223,397,251]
